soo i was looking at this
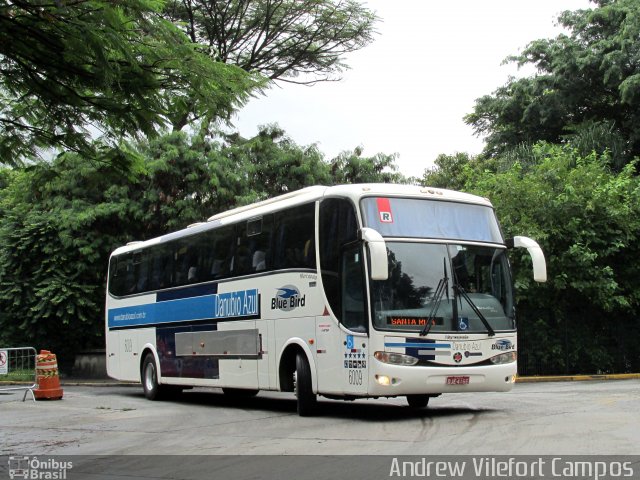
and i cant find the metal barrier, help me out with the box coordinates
[0,347,37,401]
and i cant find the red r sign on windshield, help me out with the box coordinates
[376,198,393,223]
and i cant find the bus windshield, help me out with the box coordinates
[361,197,503,243]
[371,242,515,333]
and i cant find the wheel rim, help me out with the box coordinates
[293,371,298,397]
[144,362,156,392]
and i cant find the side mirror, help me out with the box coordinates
[506,236,547,283]
[360,227,389,281]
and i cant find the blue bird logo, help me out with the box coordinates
[277,287,299,299]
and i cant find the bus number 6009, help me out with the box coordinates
[348,369,362,385]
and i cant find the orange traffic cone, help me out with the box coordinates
[34,350,63,400]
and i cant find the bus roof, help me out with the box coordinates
[110,184,493,256]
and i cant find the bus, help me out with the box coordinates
[105,184,546,415]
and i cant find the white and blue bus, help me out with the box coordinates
[106,184,546,415]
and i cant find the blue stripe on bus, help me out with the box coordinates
[384,342,451,349]
[108,288,259,328]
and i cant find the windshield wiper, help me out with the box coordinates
[420,259,449,336]
[452,271,496,337]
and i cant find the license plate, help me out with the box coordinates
[446,376,470,385]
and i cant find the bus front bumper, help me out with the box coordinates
[367,361,518,397]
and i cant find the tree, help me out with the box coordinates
[162,0,378,130]
[164,0,378,85]
[465,0,640,168]
[422,152,476,191]
[0,127,404,366]
[216,125,409,200]
[0,0,259,167]
[329,147,407,184]
[436,143,640,375]
[0,134,231,365]
[220,124,333,201]
[0,157,137,365]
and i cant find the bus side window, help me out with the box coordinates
[233,223,252,276]
[341,244,367,332]
[273,204,315,270]
[248,215,272,272]
[133,251,149,293]
[149,244,172,290]
[174,243,192,286]
[208,225,235,280]
[109,254,130,297]
[319,198,363,330]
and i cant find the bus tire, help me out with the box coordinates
[141,353,164,400]
[295,352,317,416]
[222,388,259,397]
[406,394,430,408]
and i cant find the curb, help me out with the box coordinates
[59,380,139,387]
[515,373,640,383]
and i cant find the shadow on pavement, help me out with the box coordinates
[117,387,497,421]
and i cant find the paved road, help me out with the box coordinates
[0,380,638,456]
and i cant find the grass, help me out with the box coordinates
[0,369,36,384]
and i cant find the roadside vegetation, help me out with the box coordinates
[1,0,638,374]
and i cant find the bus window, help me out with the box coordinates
[341,245,367,332]
[208,225,235,280]
[273,203,315,270]
[108,254,129,297]
[149,244,174,290]
[233,223,253,276]
[319,198,359,327]
[247,215,273,272]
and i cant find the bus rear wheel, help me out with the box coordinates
[406,394,430,409]
[142,353,165,400]
[295,352,317,416]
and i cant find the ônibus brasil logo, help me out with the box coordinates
[271,285,306,311]
[8,456,73,479]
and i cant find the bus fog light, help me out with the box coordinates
[490,352,517,365]
[374,351,418,366]
[375,375,391,386]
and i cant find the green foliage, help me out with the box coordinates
[466,0,640,168]
[0,0,259,167]
[0,129,404,365]
[0,157,137,365]
[162,0,377,129]
[426,143,640,374]
[330,147,407,184]
[221,125,333,202]
[164,0,378,85]
[423,152,477,191]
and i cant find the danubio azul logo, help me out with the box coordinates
[215,290,259,318]
[271,285,306,311]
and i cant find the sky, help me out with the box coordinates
[233,0,593,178]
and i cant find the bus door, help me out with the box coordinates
[316,244,369,396]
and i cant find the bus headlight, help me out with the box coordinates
[490,352,517,365]
[374,351,419,366]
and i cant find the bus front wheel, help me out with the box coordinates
[295,352,317,416]
[406,394,430,409]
